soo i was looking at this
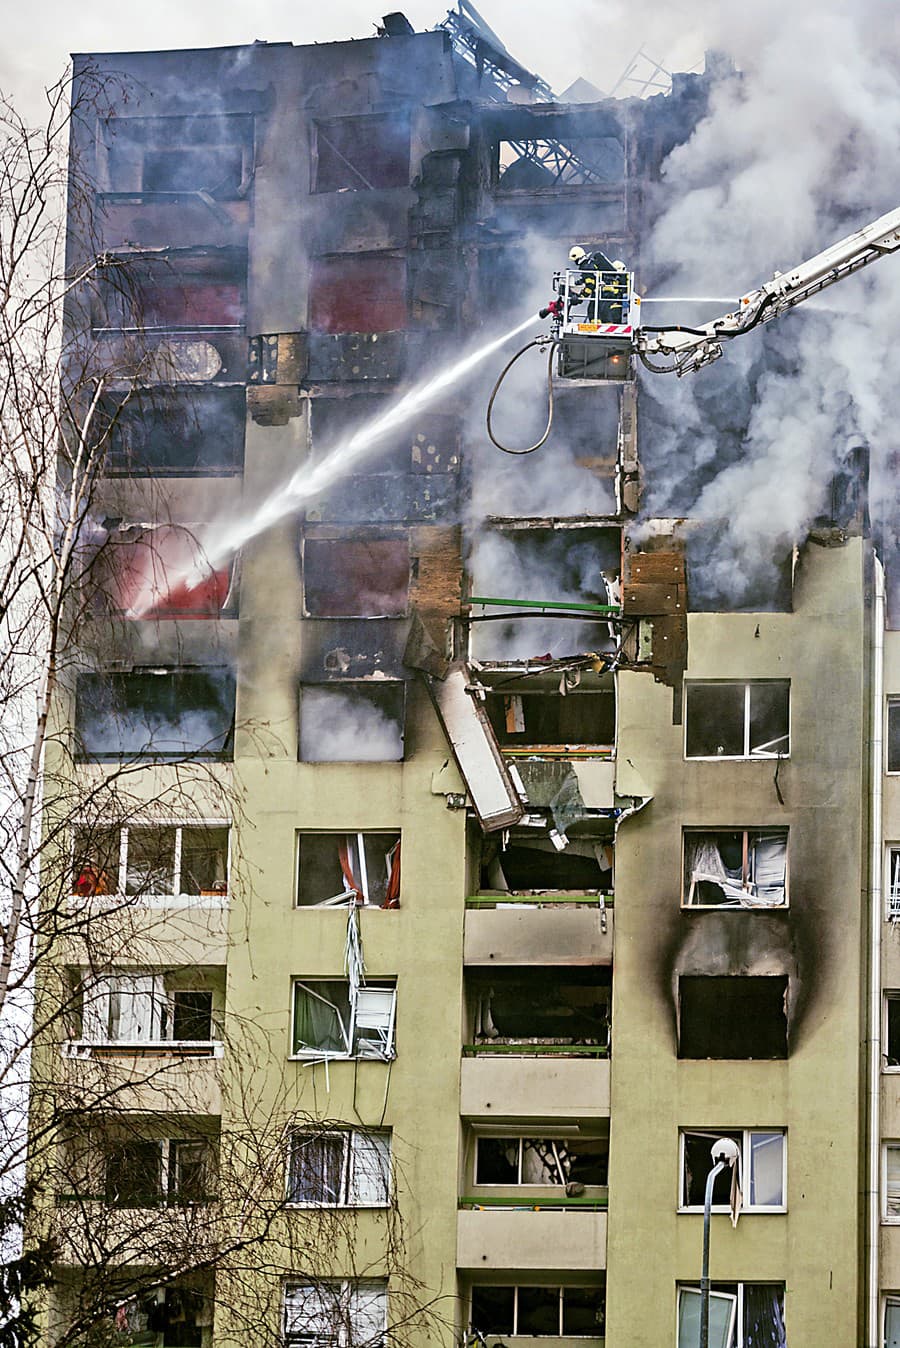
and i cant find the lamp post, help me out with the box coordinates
[700,1137,740,1348]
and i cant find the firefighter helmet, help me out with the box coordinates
[569,245,587,264]
[612,259,626,272]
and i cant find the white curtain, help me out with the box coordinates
[349,1132,390,1205]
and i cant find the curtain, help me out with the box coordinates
[290,1134,345,1204]
[338,836,363,903]
[349,1132,390,1205]
[743,1285,786,1348]
[382,842,400,909]
[749,834,787,907]
[686,836,745,904]
[293,985,350,1055]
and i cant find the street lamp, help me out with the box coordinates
[700,1137,741,1348]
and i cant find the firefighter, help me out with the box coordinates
[568,244,628,322]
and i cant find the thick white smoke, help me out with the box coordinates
[627,0,900,605]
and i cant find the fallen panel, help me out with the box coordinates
[425,664,524,832]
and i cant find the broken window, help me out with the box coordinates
[287,1129,390,1206]
[101,387,245,476]
[889,700,900,773]
[885,995,900,1067]
[468,969,611,1053]
[309,396,414,475]
[98,114,254,198]
[685,681,790,759]
[889,849,900,921]
[312,114,410,192]
[74,973,216,1050]
[299,683,404,762]
[680,1130,785,1211]
[105,1138,213,1207]
[309,255,407,334]
[283,1280,387,1348]
[480,832,613,894]
[75,668,235,761]
[72,824,229,900]
[484,678,615,749]
[679,977,788,1060]
[677,1283,786,1348]
[302,536,409,617]
[93,249,246,332]
[296,832,400,909]
[470,1284,606,1338]
[682,830,788,908]
[291,980,396,1061]
[475,1134,608,1187]
[94,526,237,618]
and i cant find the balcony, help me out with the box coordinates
[460,1055,610,1122]
[457,1206,607,1271]
[464,904,612,966]
[60,1050,222,1115]
[53,1198,218,1267]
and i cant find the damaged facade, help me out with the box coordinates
[34,8,900,1348]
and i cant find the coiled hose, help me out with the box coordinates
[486,336,558,455]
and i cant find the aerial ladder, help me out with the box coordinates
[488,204,900,452]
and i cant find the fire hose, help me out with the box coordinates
[486,335,558,455]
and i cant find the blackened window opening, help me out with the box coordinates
[480,835,613,892]
[75,668,235,761]
[303,537,409,617]
[101,388,245,476]
[99,115,253,198]
[485,687,615,747]
[469,968,611,1048]
[309,255,407,334]
[312,115,410,193]
[299,683,405,763]
[679,976,788,1059]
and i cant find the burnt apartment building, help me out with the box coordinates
[34,7,900,1348]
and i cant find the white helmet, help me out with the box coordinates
[569,245,587,264]
[612,259,627,272]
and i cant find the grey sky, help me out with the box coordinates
[2,1,705,120]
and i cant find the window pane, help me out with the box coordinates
[293,982,351,1055]
[171,1140,209,1202]
[685,685,745,758]
[517,1288,560,1336]
[562,1287,605,1336]
[886,1300,900,1348]
[289,1134,346,1204]
[350,1132,391,1205]
[889,702,900,773]
[887,997,900,1066]
[476,1138,520,1184]
[284,1283,340,1339]
[749,1132,784,1206]
[106,1140,162,1206]
[887,1145,900,1217]
[742,1285,785,1346]
[682,1132,742,1207]
[180,826,229,895]
[749,682,790,756]
[172,990,212,1041]
[126,827,176,895]
[72,826,120,896]
[677,1289,735,1348]
[749,833,787,904]
[349,1281,387,1348]
[470,1287,514,1336]
[684,832,745,906]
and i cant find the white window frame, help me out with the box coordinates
[286,1129,391,1208]
[888,847,900,922]
[283,1278,387,1348]
[290,980,397,1063]
[684,681,791,761]
[676,1283,785,1348]
[295,831,401,909]
[71,820,230,904]
[678,1129,787,1214]
[106,1137,211,1206]
[887,698,900,775]
[682,829,789,909]
[469,1285,605,1338]
[69,971,221,1056]
[883,1142,900,1222]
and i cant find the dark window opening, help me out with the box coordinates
[72,825,228,899]
[475,1134,608,1187]
[887,995,900,1067]
[75,668,235,761]
[683,830,787,908]
[685,681,790,759]
[297,832,401,909]
[299,683,404,762]
[468,968,611,1050]
[101,387,245,476]
[105,1140,162,1206]
[679,976,788,1060]
[93,250,246,332]
[172,990,213,1042]
[93,525,236,619]
[471,1284,605,1338]
[310,396,412,474]
[100,115,253,199]
[313,115,410,193]
[495,134,624,189]
[485,686,615,748]
[889,700,900,773]
[677,1283,785,1348]
[480,833,613,893]
[303,536,409,617]
[309,256,407,334]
